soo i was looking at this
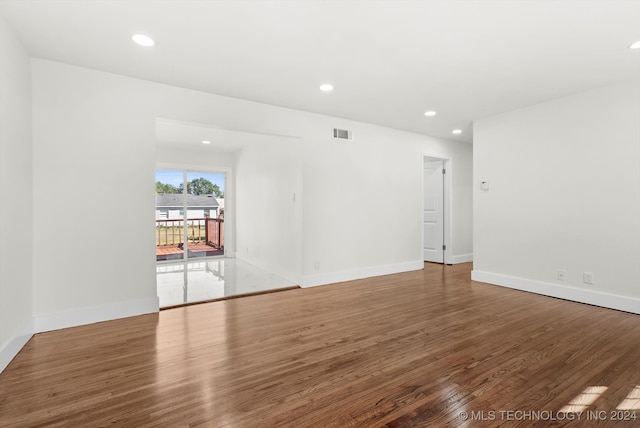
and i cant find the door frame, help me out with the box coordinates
[421,154,452,264]
[156,162,233,263]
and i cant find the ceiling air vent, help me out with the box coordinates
[333,128,352,141]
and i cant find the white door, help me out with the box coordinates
[423,159,444,263]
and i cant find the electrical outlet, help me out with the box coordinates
[583,272,594,285]
[557,269,566,281]
[314,261,320,271]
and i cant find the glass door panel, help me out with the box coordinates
[185,171,225,259]
[156,169,225,262]
[155,169,186,262]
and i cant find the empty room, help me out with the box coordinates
[0,1,639,426]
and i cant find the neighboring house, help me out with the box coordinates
[155,194,220,221]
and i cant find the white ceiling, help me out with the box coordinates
[1,0,639,144]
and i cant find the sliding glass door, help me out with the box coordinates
[155,169,225,262]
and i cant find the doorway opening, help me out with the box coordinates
[155,169,226,262]
[423,156,450,264]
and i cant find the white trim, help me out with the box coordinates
[0,333,33,373]
[155,162,232,175]
[450,254,473,264]
[301,260,424,288]
[471,270,640,315]
[34,297,159,333]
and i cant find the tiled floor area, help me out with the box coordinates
[157,258,298,308]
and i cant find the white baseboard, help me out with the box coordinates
[0,333,33,373]
[472,270,640,315]
[34,296,159,333]
[302,260,424,288]
[450,253,473,264]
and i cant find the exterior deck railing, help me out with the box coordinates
[155,215,224,249]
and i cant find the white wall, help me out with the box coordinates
[473,78,640,314]
[32,61,160,331]
[235,137,303,283]
[31,59,472,333]
[0,15,33,371]
[156,144,236,170]
[300,120,473,286]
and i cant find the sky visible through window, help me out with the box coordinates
[156,170,225,194]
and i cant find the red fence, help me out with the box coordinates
[205,216,224,249]
[156,216,224,249]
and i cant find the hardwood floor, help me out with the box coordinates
[1,263,639,427]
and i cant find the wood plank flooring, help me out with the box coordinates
[1,263,640,427]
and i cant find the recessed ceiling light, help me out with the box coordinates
[132,34,155,47]
[424,111,437,117]
[630,40,640,49]
[319,83,334,92]
[452,129,462,135]
[202,140,211,145]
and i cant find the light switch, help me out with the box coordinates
[481,180,489,191]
